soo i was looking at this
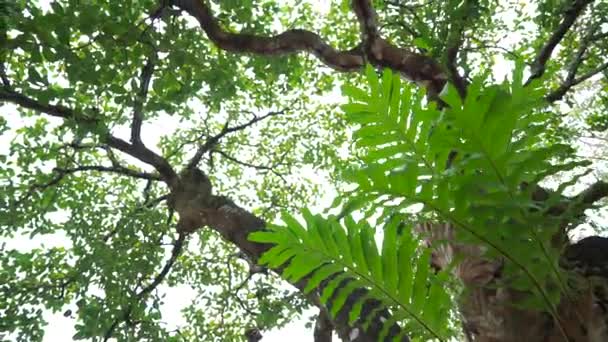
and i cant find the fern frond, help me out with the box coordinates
[250,212,453,341]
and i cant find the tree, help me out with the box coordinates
[1,0,608,341]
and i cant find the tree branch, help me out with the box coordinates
[170,0,364,71]
[526,0,594,84]
[53,165,162,181]
[0,88,179,187]
[442,0,472,98]
[545,21,601,102]
[186,109,283,170]
[546,61,608,102]
[576,180,608,206]
[170,0,448,97]
[131,51,156,145]
[213,149,288,182]
[0,88,81,119]
[314,309,334,342]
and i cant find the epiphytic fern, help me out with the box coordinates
[250,210,453,341]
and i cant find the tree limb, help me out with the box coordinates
[131,50,156,145]
[576,180,608,206]
[213,149,287,182]
[442,0,472,98]
[169,0,365,71]
[53,165,161,181]
[526,0,594,84]
[170,0,448,97]
[545,21,600,102]
[194,195,409,341]
[0,88,80,119]
[0,88,180,187]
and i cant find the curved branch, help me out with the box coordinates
[0,88,79,119]
[103,233,186,341]
[138,232,186,298]
[576,180,608,206]
[170,0,448,96]
[170,0,364,71]
[545,21,602,102]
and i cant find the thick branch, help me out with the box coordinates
[199,195,407,341]
[171,0,448,96]
[0,88,79,119]
[314,309,334,342]
[576,180,608,206]
[351,0,447,96]
[527,0,594,83]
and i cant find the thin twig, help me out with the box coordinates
[186,109,284,170]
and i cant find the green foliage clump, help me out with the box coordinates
[252,64,590,339]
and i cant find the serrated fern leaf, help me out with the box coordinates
[250,212,453,341]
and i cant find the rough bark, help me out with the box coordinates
[170,0,450,97]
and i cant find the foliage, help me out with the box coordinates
[251,210,453,341]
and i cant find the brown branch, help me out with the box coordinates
[196,195,407,342]
[352,0,447,97]
[385,0,437,10]
[138,232,186,297]
[170,0,448,97]
[0,88,80,119]
[442,0,473,98]
[1,89,179,187]
[576,180,608,206]
[106,136,178,187]
[573,61,608,83]
[131,51,156,145]
[526,0,594,84]
[545,21,601,102]
[170,0,365,71]
[54,165,161,181]
[213,149,288,182]
[15,172,66,206]
[0,62,11,87]
[314,309,334,342]
[186,109,283,170]
[547,61,608,102]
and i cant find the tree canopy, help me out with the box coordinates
[1,0,608,341]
